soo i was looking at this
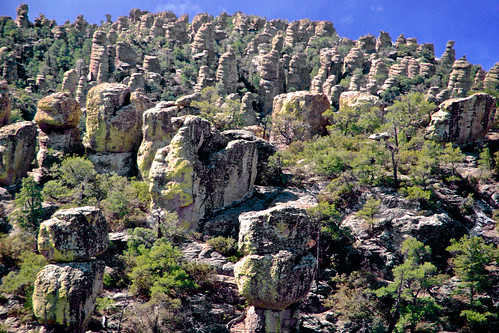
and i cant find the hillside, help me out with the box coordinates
[0,4,498,333]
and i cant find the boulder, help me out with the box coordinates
[0,122,37,186]
[0,80,11,127]
[238,206,315,256]
[426,93,497,144]
[149,116,258,229]
[38,206,109,262]
[235,251,316,310]
[35,92,82,131]
[32,260,105,330]
[84,83,146,153]
[271,91,330,146]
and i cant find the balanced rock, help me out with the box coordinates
[0,121,37,185]
[32,260,105,330]
[234,206,317,310]
[426,93,497,144]
[149,116,258,229]
[0,80,11,127]
[38,206,109,262]
[35,92,82,131]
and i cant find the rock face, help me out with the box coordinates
[32,261,105,330]
[38,206,109,262]
[88,30,109,83]
[426,93,497,144]
[234,206,317,310]
[216,48,238,94]
[0,121,37,186]
[447,58,473,97]
[137,102,185,179]
[0,80,11,127]
[149,116,258,229]
[35,92,84,172]
[271,91,330,145]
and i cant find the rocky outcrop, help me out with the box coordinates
[38,206,109,262]
[216,48,238,94]
[191,22,215,65]
[342,47,364,76]
[115,41,137,71]
[137,102,185,179]
[447,58,473,97]
[258,49,284,114]
[287,52,310,92]
[426,93,497,144]
[165,14,189,46]
[439,40,456,67]
[240,92,258,126]
[61,69,79,96]
[357,34,376,54]
[88,30,109,83]
[0,122,37,186]
[143,55,161,74]
[34,92,84,173]
[484,62,499,91]
[33,206,108,332]
[15,4,30,28]
[271,91,330,146]
[376,31,392,54]
[84,83,153,175]
[0,80,11,127]
[339,91,381,110]
[234,205,317,333]
[149,116,258,230]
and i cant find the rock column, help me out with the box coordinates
[33,206,109,332]
[234,206,318,332]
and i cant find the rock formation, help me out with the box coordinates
[33,206,108,332]
[258,49,284,114]
[84,83,153,176]
[34,92,84,174]
[240,92,258,126]
[287,52,310,92]
[376,31,392,54]
[426,93,497,144]
[143,55,161,74]
[149,116,258,230]
[191,22,215,66]
[0,121,37,186]
[271,91,330,145]
[61,69,79,96]
[447,57,473,97]
[88,30,109,83]
[216,48,238,94]
[485,62,499,91]
[234,206,317,331]
[440,40,456,67]
[342,47,364,76]
[15,4,30,28]
[0,80,11,127]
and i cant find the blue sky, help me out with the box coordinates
[1,0,498,70]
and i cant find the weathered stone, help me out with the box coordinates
[32,260,105,330]
[342,47,364,76]
[235,251,316,310]
[37,128,84,170]
[242,306,299,333]
[240,92,258,126]
[238,206,315,256]
[35,92,81,131]
[61,69,79,96]
[165,14,189,46]
[88,30,109,83]
[339,91,381,110]
[418,43,435,60]
[149,116,258,229]
[271,91,330,146]
[15,4,30,29]
[484,62,499,91]
[143,55,161,74]
[128,73,145,91]
[115,41,137,68]
[38,206,109,262]
[87,152,138,177]
[194,65,214,92]
[258,50,284,114]
[0,80,11,127]
[190,13,214,36]
[447,57,473,97]
[376,31,392,53]
[84,83,144,153]
[357,34,376,54]
[0,122,37,185]
[137,102,185,179]
[216,48,238,94]
[314,21,335,38]
[426,93,497,144]
[287,53,310,92]
[191,22,215,65]
[440,40,456,67]
[473,67,487,91]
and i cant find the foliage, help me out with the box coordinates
[356,196,381,228]
[192,86,243,130]
[128,238,196,299]
[207,236,241,261]
[11,176,44,234]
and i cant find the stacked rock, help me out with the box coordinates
[234,206,318,332]
[0,80,12,127]
[34,92,84,178]
[84,83,153,176]
[33,206,109,332]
